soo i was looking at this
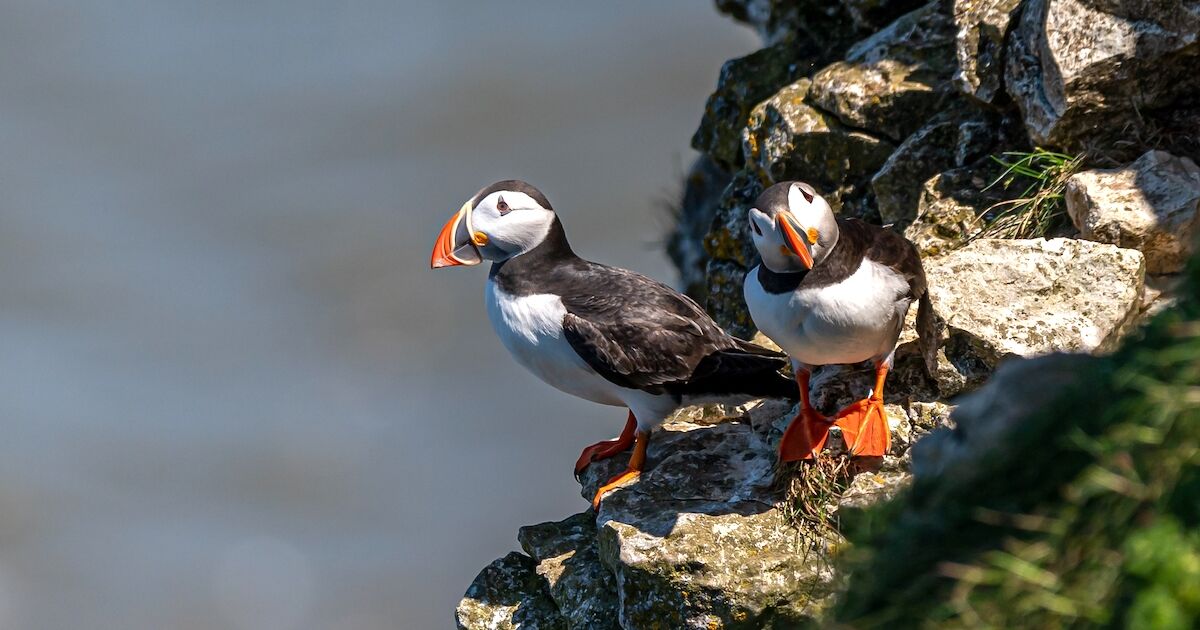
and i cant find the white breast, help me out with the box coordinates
[484,282,626,406]
[744,260,912,367]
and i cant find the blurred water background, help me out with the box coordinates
[0,2,755,628]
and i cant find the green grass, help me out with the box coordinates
[972,149,1084,240]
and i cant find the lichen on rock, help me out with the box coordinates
[809,1,959,143]
[742,79,896,217]
[456,552,566,630]
[692,39,833,170]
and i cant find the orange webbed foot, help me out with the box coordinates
[591,468,641,510]
[574,412,636,477]
[779,407,834,462]
[833,397,890,457]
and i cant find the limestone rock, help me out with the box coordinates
[872,105,1006,228]
[456,552,566,630]
[899,238,1146,396]
[837,468,912,514]
[518,514,619,630]
[952,0,1022,103]
[667,155,733,301]
[908,400,956,434]
[578,416,838,628]
[692,39,830,170]
[742,79,895,216]
[1005,0,1200,156]
[809,2,958,142]
[903,166,1009,256]
[1066,150,1200,274]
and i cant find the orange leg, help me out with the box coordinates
[833,362,891,457]
[591,429,649,510]
[779,368,834,462]
[574,411,636,476]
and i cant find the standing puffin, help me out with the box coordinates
[431,180,799,508]
[743,181,938,462]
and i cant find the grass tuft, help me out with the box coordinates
[776,456,856,547]
[971,148,1083,240]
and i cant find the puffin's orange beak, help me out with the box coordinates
[778,211,814,270]
[431,202,484,269]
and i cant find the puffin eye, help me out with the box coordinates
[496,197,510,216]
[750,220,763,236]
[796,185,814,204]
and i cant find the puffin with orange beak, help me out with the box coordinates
[743,181,938,462]
[432,180,799,509]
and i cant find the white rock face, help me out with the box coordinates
[899,238,1146,396]
[1005,0,1200,150]
[1066,150,1200,274]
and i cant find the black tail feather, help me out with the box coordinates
[672,350,800,400]
[916,289,941,377]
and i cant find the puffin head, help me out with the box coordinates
[747,181,839,273]
[430,180,557,268]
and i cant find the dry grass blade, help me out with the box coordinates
[971,149,1083,240]
[776,456,854,548]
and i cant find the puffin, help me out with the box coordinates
[431,180,799,508]
[742,181,938,462]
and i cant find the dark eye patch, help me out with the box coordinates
[750,219,763,236]
[497,196,510,215]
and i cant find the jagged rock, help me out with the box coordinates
[902,165,1009,256]
[705,259,757,338]
[907,400,956,434]
[952,0,1022,103]
[705,169,764,271]
[911,352,1091,482]
[667,156,733,300]
[899,237,1146,396]
[1005,0,1200,156]
[702,168,763,337]
[518,514,619,630]
[872,105,1006,227]
[715,0,861,50]
[576,415,839,628]
[809,2,958,142]
[837,467,912,513]
[692,39,830,169]
[456,552,566,630]
[1066,150,1200,274]
[742,78,895,216]
[841,0,928,30]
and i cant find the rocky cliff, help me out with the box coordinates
[456,1,1199,628]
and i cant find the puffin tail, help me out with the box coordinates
[916,289,940,377]
[681,350,800,401]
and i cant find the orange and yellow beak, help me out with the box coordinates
[777,211,815,270]
[430,201,484,269]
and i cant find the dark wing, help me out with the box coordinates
[849,218,942,374]
[861,220,926,301]
[559,264,744,393]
